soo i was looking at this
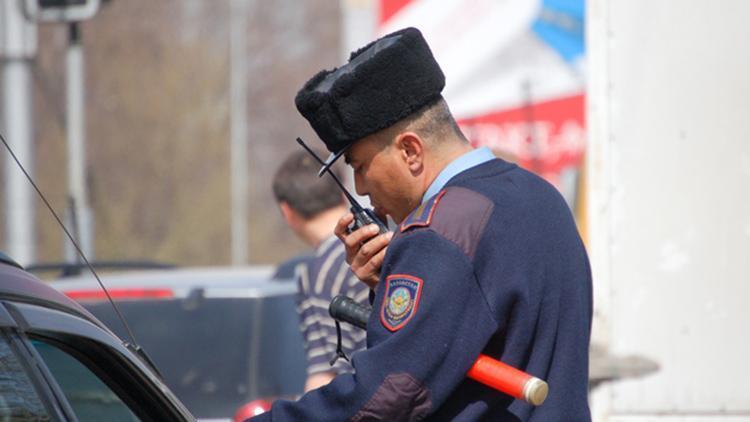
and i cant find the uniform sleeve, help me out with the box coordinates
[254,230,498,421]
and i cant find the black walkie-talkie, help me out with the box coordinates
[296,137,389,235]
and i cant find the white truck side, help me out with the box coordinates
[587,0,750,420]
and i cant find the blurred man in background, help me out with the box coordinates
[272,151,370,392]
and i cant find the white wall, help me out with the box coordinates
[587,0,750,420]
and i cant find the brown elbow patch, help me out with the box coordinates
[351,373,432,422]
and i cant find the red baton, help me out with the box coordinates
[467,354,548,406]
[329,295,549,406]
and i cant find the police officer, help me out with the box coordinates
[252,27,592,421]
[272,151,370,391]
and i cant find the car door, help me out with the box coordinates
[0,299,195,421]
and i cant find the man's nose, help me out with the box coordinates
[354,175,367,197]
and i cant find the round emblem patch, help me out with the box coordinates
[388,287,412,317]
[381,274,423,332]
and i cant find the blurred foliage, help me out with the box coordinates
[3,0,342,266]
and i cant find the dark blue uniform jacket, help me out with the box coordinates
[253,159,592,421]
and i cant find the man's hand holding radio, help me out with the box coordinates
[335,213,393,289]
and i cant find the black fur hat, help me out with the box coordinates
[295,27,445,174]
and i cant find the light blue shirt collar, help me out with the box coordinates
[421,147,495,203]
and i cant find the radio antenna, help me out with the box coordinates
[296,137,388,234]
[296,137,363,211]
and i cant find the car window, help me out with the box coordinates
[31,339,139,422]
[0,332,51,421]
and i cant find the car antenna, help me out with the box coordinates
[0,132,155,367]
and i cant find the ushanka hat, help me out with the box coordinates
[295,27,445,175]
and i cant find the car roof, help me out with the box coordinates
[51,265,275,283]
[49,265,296,299]
[0,251,22,269]
[0,260,109,330]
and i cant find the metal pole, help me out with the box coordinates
[1,0,37,265]
[230,0,249,265]
[340,0,377,207]
[64,22,93,261]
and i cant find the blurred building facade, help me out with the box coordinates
[1,0,342,266]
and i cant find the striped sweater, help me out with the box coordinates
[295,235,370,376]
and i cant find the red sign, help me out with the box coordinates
[458,94,585,186]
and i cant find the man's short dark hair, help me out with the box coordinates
[400,97,467,143]
[273,150,346,219]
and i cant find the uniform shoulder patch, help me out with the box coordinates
[405,187,495,260]
[400,190,447,232]
[380,274,423,332]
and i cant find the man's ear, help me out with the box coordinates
[395,132,424,175]
[279,202,299,228]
